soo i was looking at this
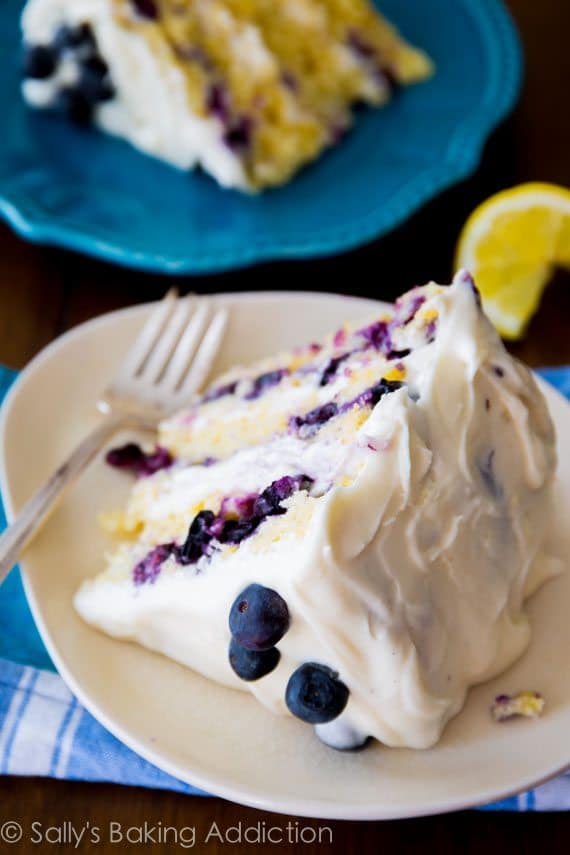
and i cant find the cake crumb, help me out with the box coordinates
[491,691,544,722]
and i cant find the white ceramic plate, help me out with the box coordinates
[1,292,570,821]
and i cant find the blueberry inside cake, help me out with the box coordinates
[21,0,433,190]
[75,273,559,750]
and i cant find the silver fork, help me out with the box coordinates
[0,290,228,585]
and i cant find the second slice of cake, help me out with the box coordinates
[21,0,432,190]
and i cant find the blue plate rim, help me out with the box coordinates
[0,0,522,275]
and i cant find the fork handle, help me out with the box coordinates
[0,414,129,587]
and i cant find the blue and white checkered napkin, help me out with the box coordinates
[1,364,569,810]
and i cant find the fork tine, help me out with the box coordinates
[138,294,195,385]
[178,307,228,398]
[105,293,227,420]
[161,299,212,392]
[117,288,178,381]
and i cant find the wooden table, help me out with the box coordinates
[0,0,569,851]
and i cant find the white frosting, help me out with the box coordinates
[315,717,369,750]
[139,434,354,526]
[21,0,250,190]
[74,275,560,749]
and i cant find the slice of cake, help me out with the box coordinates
[21,0,432,191]
[75,273,559,750]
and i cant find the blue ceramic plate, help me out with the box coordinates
[0,0,521,274]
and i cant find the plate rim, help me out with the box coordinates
[3,293,570,821]
[0,0,522,274]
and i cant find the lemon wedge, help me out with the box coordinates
[455,183,570,339]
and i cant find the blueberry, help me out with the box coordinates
[206,83,231,123]
[305,402,339,426]
[367,378,403,406]
[272,474,313,499]
[319,354,350,387]
[83,56,109,77]
[245,369,287,401]
[218,517,262,545]
[180,510,216,563]
[133,543,174,585]
[387,348,410,361]
[252,485,284,518]
[218,475,313,542]
[350,378,403,410]
[105,443,173,477]
[23,45,57,80]
[290,402,338,433]
[106,442,143,470]
[229,584,290,651]
[220,493,258,521]
[253,474,312,516]
[131,0,159,20]
[228,638,280,681]
[223,116,252,151]
[133,445,172,476]
[53,24,96,52]
[357,319,390,351]
[285,663,349,724]
[55,87,93,125]
[202,380,238,403]
[78,57,115,103]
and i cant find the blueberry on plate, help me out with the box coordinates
[228,638,280,681]
[229,583,290,651]
[285,663,349,724]
[23,45,57,80]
